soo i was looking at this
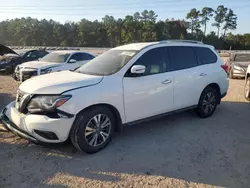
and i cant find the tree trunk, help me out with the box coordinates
[223,28,227,38]
[191,20,194,34]
[203,22,207,36]
[217,26,220,39]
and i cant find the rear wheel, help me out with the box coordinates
[244,78,250,101]
[196,87,219,118]
[70,106,115,153]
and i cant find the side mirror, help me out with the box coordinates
[69,59,77,63]
[131,65,146,75]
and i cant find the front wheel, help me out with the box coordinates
[245,78,250,101]
[70,106,115,153]
[196,87,219,118]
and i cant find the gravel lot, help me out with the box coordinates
[0,75,250,188]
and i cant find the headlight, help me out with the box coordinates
[0,61,9,65]
[27,95,71,113]
[41,68,52,75]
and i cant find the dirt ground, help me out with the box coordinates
[0,75,250,188]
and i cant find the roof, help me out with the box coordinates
[113,40,212,51]
[51,50,86,54]
[231,52,250,55]
[113,42,159,51]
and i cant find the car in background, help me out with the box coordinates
[13,51,95,82]
[226,52,250,79]
[1,40,229,153]
[244,64,250,101]
[0,44,48,74]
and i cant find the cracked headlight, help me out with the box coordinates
[27,95,71,113]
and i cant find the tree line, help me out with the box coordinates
[0,6,249,50]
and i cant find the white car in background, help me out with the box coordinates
[1,40,229,153]
[13,51,95,82]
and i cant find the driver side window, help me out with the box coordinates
[132,47,167,76]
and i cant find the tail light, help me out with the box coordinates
[221,65,228,73]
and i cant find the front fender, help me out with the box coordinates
[57,76,126,123]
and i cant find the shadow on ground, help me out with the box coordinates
[0,93,15,111]
[0,101,250,187]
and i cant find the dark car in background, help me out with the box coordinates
[0,44,48,74]
[226,52,250,79]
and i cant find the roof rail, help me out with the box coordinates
[160,40,203,44]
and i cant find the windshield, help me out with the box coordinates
[75,50,138,75]
[234,54,250,62]
[40,53,70,63]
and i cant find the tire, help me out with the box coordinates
[70,106,115,153]
[244,78,250,101]
[196,87,219,118]
[229,68,234,79]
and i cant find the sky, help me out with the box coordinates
[0,0,249,34]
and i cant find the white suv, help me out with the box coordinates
[1,40,229,153]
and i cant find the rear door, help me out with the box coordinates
[168,46,205,110]
[194,46,227,95]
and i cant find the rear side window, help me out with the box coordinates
[193,47,217,64]
[70,53,82,61]
[81,53,95,60]
[168,46,198,71]
[37,51,48,58]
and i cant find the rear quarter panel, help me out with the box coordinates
[214,52,229,95]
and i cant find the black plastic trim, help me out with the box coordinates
[123,105,197,127]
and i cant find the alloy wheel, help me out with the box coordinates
[202,92,216,114]
[84,114,111,147]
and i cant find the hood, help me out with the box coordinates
[19,60,62,69]
[19,70,103,94]
[0,44,17,55]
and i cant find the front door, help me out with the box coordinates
[123,47,174,123]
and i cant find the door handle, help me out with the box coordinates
[162,79,172,84]
[199,73,207,76]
